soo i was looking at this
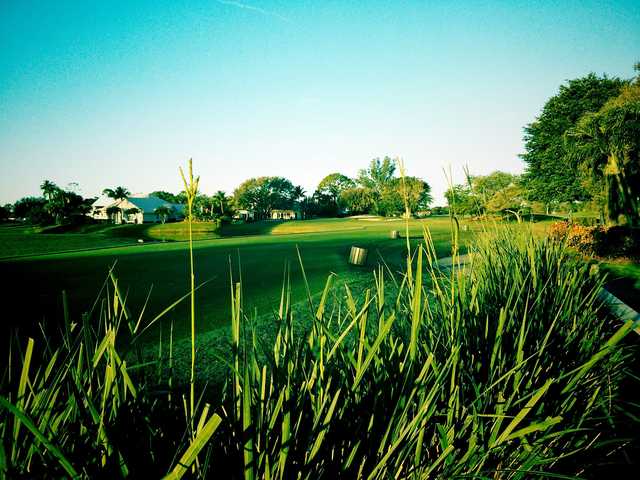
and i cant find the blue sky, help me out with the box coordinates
[1,0,638,204]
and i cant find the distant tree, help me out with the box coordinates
[0,204,12,221]
[174,191,188,204]
[40,180,59,201]
[357,157,397,213]
[13,197,50,224]
[358,157,396,194]
[103,187,130,201]
[338,187,375,215]
[151,190,181,203]
[106,206,121,223]
[444,185,476,216]
[154,205,173,224]
[377,177,433,216]
[485,184,527,213]
[431,206,449,216]
[521,74,626,210]
[315,174,355,216]
[212,191,227,216]
[398,176,433,213]
[292,186,306,204]
[471,172,519,207]
[191,194,216,221]
[316,173,356,206]
[299,196,318,218]
[233,177,296,219]
[566,72,640,225]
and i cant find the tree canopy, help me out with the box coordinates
[377,177,433,216]
[150,191,183,204]
[314,173,356,215]
[471,171,519,205]
[566,73,640,225]
[357,157,396,211]
[521,74,626,205]
[316,173,355,202]
[233,177,296,219]
[338,187,374,215]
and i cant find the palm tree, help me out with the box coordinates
[292,186,306,203]
[154,205,173,224]
[213,191,226,215]
[105,206,121,224]
[567,80,640,225]
[124,207,140,223]
[40,180,59,201]
[103,186,130,200]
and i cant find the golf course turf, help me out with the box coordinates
[1,217,477,341]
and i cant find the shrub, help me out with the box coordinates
[549,221,640,257]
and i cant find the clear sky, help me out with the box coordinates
[1,0,638,204]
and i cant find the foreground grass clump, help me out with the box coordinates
[1,229,637,478]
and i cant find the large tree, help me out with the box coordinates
[14,197,50,224]
[485,184,527,213]
[314,173,355,216]
[233,176,296,219]
[444,185,476,216]
[378,177,432,216]
[338,187,375,215]
[471,172,519,206]
[47,190,92,223]
[521,74,626,208]
[566,71,640,225]
[316,173,355,203]
[357,157,400,214]
[358,157,396,193]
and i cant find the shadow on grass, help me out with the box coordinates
[42,222,222,242]
[218,220,286,237]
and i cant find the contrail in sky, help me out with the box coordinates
[214,0,293,24]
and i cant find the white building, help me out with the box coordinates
[234,209,255,221]
[90,195,184,224]
[90,195,115,222]
[271,209,301,220]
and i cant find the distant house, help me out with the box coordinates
[271,209,301,220]
[415,210,432,218]
[90,195,184,224]
[234,209,255,221]
[90,195,115,222]
[232,209,301,221]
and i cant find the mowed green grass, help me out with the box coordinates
[0,224,135,258]
[1,217,479,341]
[0,221,223,258]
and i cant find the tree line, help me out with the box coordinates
[1,157,433,225]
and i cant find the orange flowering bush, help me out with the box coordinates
[548,221,639,258]
[548,221,570,241]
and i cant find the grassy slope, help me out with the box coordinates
[0,221,221,258]
[600,261,640,311]
[0,224,134,258]
[0,217,473,342]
